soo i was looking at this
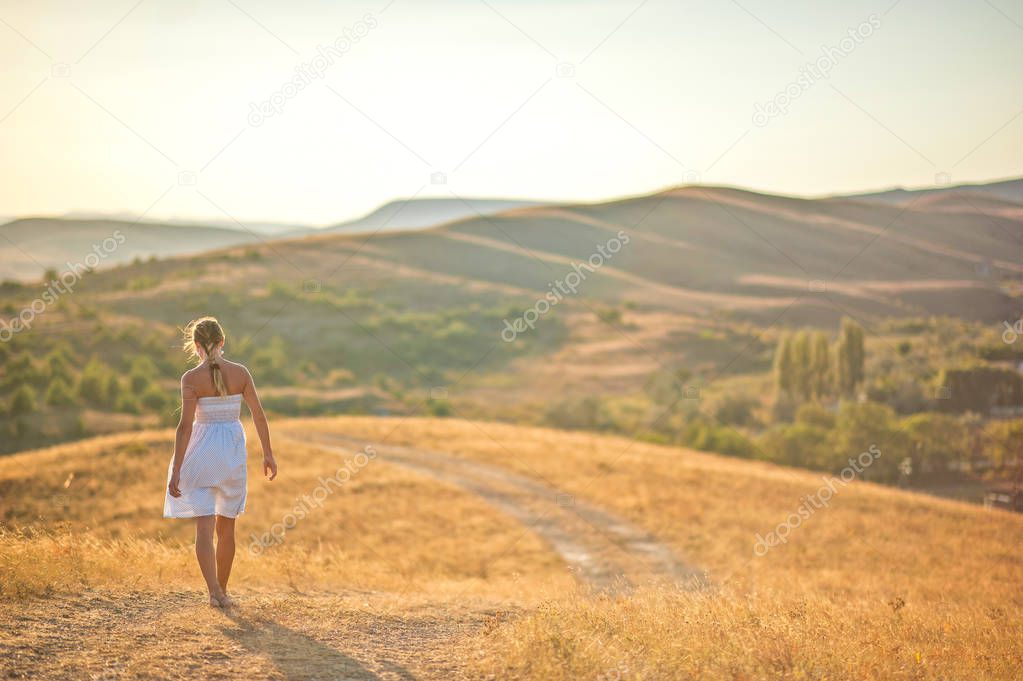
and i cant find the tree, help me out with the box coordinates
[78,358,112,405]
[810,331,832,398]
[105,374,122,405]
[45,377,77,406]
[773,333,795,397]
[115,393,141,414]
[140,385,169,412]
[714,394,759,427]
[129,356,158,394]
[835,318,865,397]
[10,384,37,415]
[830,401,908,482]
[983,419,1023,471]
[791,331,813,400]
[45,347,74,383]
[901,412,967,474]
[935,366,1023,413]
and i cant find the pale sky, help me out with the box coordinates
[1,0,1021,226]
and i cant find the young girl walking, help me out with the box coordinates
[164,317,278,607]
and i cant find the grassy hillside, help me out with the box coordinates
[1,184,1021,499]
[0,218,264,281]
[1,417,1021,679]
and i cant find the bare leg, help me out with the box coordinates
[195,515,225,606]
[215,515,236,599]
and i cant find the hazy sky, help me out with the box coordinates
[1,0,1021,225]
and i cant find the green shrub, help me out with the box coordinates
[10,385,37,415]
[713,394,758,427]
[426,398,452,417]
[78,359,113,405]
[681,416,757,459]
[936,366,1023,413]
[45,378,77,407]
[901,412,967,474]
[758,422,832,468]
[45,348,74,383]
[140,385,169,412]
[114,393,141,414]
[794,402,836,430]
[105,374,122,405]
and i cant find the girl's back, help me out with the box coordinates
[184,358,250,399]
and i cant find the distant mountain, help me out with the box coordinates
[0,198,552,281]
[325,198,551,235]
[0,218,261,281]
[837,176,1023,207]
[61,212,309,236]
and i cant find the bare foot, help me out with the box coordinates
[219,593,237,608]
[209,595,225,608]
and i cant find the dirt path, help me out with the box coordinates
[0,589,494,680]
[291,431,705,591]
[1,432,702,680]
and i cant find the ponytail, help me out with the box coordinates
[183,316,229,396]
[205,342,228,396]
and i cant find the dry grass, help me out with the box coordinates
[0,427,568,601]
[2,417,1022,679]
[471,586,1022,680]
[297,416,1023,679]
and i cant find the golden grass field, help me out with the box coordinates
[1,416,1021,679]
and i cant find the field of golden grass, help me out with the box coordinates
[1,416,1021,679]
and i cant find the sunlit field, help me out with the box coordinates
[2,417,1020,679]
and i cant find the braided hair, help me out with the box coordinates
[183,316,228,396]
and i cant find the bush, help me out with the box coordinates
[830,401,909,482]
[105,374,122,405]
[45,348,74,383]
[936,366,1023,413]
[713,394,758,427]
[900,412,967,474]
[114,393,141,414]
[78,359,113,405]
[982,419,1023,470]
[129,356,158,394]
[140,385,169,412]
[45,378,77,407]
[129,372,152,395]
[765,419,840,467]
[545,396,616,431]
[681,416,758,459]
[794,402,836,430]
[10,385,37,415]
[426,398,452,417]
[3,353,43,388]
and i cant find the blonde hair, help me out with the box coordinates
[183,316,228,396]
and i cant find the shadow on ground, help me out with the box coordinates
[221,610,417,681]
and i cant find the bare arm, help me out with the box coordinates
[242,367,277,481]
[168,377,198,497]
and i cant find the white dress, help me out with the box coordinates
[163,394,247,518]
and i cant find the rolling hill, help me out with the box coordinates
[323,197,550,234]
[840,176,1023,206]
[0,197,550,282]
[0,217,262,282]
[1,416,1020,679]
[1,179,1021,458]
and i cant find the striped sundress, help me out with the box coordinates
[163,394,247,518]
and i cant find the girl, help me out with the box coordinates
[164,316,278,607]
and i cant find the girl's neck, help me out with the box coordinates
[202,351,223,364]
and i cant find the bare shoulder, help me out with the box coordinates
[221,358,253,384]
[179,367,202,390]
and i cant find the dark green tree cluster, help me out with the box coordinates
[774,318,865,401]
[835,318,866,397]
